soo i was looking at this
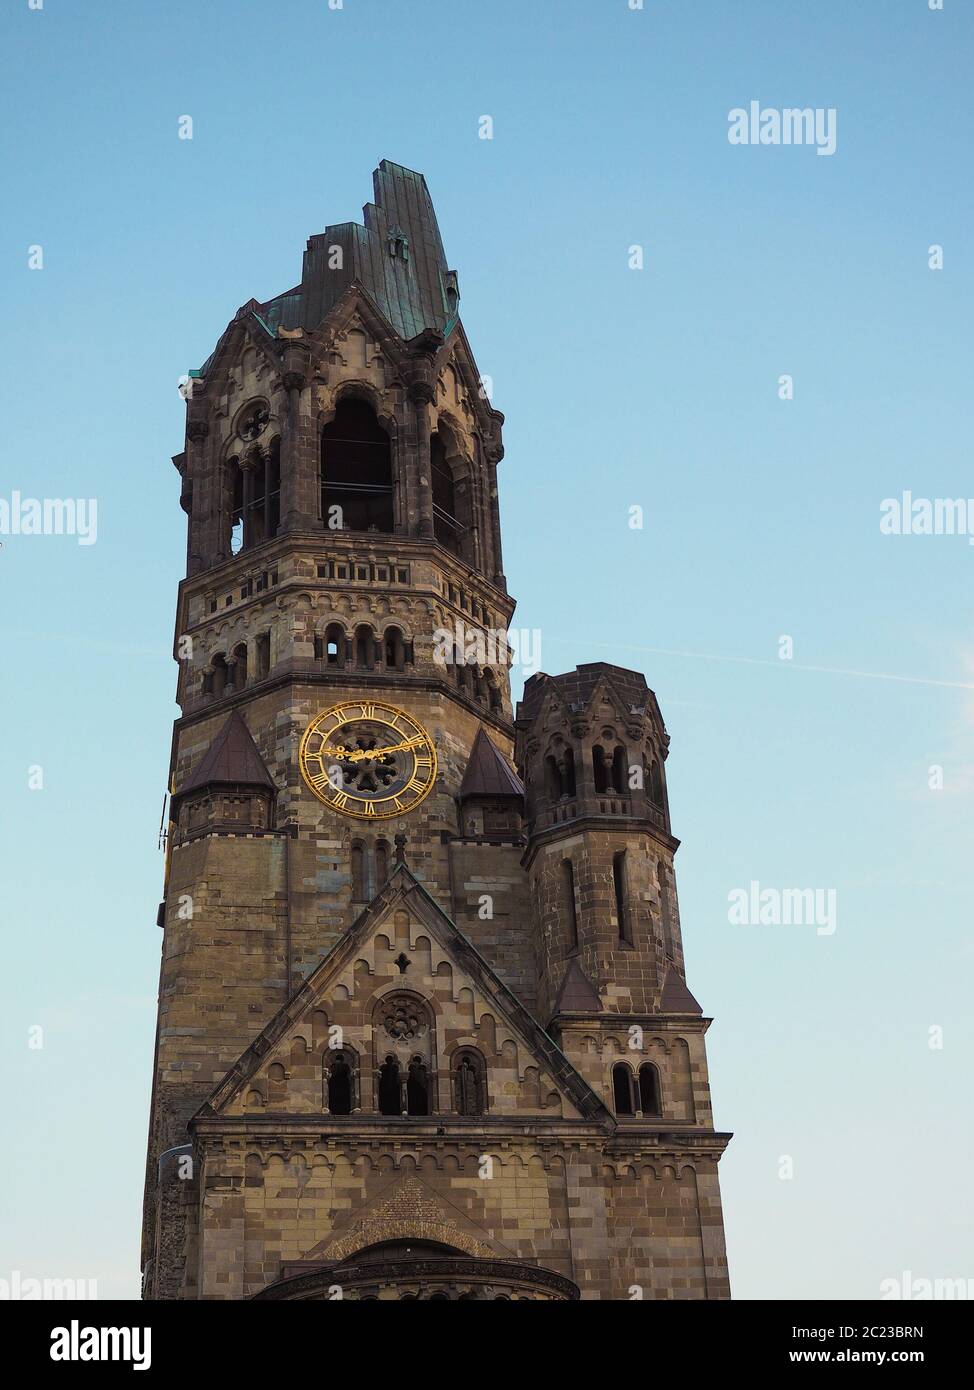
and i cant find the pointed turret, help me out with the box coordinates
[171,710,276,838]
[551,957,603,1018]
[457,726,524,839]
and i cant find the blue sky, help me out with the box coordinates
[1,0,971,1300]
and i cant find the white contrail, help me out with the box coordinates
[542,636,974,691]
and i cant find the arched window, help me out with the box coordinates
[593,745,609,794]
[639,1062,662,1117]
[228,458,244,555]
[384,626,405,670]
[211,654,228,698]
[327,1051,353,1115]
[561,747,576,798]
[351,841,366,902]
[547,744,577,800]
[321,398,394,533]
[484,669,502,712]
[345,328,368,369]
[562,860,579,950]
[612,1063,635,1116]
[613,850,631,944]
[430,429,461,554]
[255,632,270,679]
[375,993,434,1118]
[250,438,281,545]
[354,624,374,669]
[375,838,390,886]
[325,623,346,668]
[378,1056,401,1115]
[452,1050,487,1116]
[231,642,248,688]
[228,439,280,551]
[406,1056,430,1115]
[650,759,664,808]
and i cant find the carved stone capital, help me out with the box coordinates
[281,341,310,393]
[406,375,435,406]
[186,420,209,444]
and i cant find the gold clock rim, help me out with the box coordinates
[298,700,438,820]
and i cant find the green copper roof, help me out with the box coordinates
[259,160,458,343]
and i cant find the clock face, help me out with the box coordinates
[299,700,438,820]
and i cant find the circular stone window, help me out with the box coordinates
[239,401,270,441]
[383,996,426,1041]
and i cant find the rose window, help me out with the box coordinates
[240,404,270,441]
[383,998,425,1041]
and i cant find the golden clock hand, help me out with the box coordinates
[331,737,425,763]
[372,736,426,758]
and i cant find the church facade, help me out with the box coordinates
[141,161,732,1301]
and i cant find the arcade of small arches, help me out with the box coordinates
[542,734,666,810]
[440,643,504,711]
[251,1037,666,1124]
[252,991,491,1120]
[203,633,271,698]
[200,621,505,712]
[251,1043,489,1119]
[312,621,414,673]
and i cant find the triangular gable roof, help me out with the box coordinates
[199,865,611,1124]
[659,964,703,1015]
[176,710,276,799]
[197,304,280,387]
[458,728,524,801]
[303,277,412,364]
[552,957,603,1016]
[518,663,667,746]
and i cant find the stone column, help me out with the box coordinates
[404,331,442,539]
[409,386,435,539]
[184,419,211,576]
[486,448,506,590]
[261,445,273,535]
[240,455,256,549]
[280,342,316,531]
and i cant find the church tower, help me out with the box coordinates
[142,161,731,1301]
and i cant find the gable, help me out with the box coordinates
[200,309,280,400]
[205,868,608,1125]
